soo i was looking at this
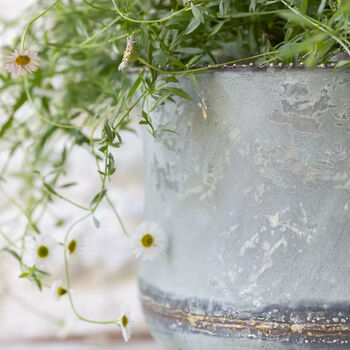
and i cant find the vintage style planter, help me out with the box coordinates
[139,66,350,349]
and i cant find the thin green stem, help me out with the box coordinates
[28,160,90,211]
[79,32,130,49]
[7,291,64,326]
[280,0,350,57]
[63,212,120,326]
[24,76,79,129]
[88,113,129,240]
[114,91,146,129]
[83,0,115,12]
[79,18,119,46]
[225,10,284,19]
[137,51,280,75]
[112,0,189,24]
[89,113,109,210]
[0,229,18,249]
[0,187,39,235]
[45,187,91,211]
[21,0,61,50]
[88,102,136,237]
[106,194,129,237]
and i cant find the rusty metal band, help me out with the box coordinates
[139,279,350,346]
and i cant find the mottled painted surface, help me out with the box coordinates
[140,67,350,349]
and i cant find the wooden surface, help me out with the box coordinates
[0,333,164,350]
[1,339,164,350]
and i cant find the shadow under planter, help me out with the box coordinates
[140,66,350,349]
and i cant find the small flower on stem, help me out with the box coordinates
[131,222,166,260]
[118,36,137,72]
[66,232,84,257]
[118,308,132,342]
[51,280,68,301]
[6,49,40,77]
[26,234,59,270]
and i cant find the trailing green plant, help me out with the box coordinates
[0,0,349,339]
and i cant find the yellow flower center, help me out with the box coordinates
[37,245,49,258]
[68,239,77,254]
[122,315,128,328]
[15,55,30,66]
[57,286,68,297]
[141,233,154,248]
[55,219,64,227]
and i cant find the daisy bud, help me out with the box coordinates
[118,308,132,342]
[118,36,137,72]
[51,280,68,301]
[66,232,84,257]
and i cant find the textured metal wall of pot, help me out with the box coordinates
[139,66,350,350]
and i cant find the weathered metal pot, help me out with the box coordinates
[139,66,350,349]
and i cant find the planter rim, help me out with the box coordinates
[199,63,345,70]
[129,63,349,74]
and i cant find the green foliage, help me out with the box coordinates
[19,265,49,291]
[0,0,349,326]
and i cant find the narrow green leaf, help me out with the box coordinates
[167,55,187,68]
[35,268,49,276]
[208,21,226,38]
[163,76,179,83]
[107,153,116,175]
[127,72,143,99]
[90,189,107,207]
[44,183,58,196]
[176,47,203,54]
[33,274,42,291]
[115,131,122,144]
[317,0,327,16]
[150,92,172,112]
[191,2,204,24]
[19,273,30,278]
[12,91,27,114]
[163,87,192,100]
[335,60,350,70]
[188,73,199,89]
[301,0,308,14]
[32,223,41,234]
[3,248,22,263]
[104,123,113,141]
[59,182,77,188]
[185,17,201,35]
[249,0,256,12]
[0,116,14,138]
[188,54,204,66]
[93,216,100,228]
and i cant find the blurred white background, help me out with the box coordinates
[0,1,160,349]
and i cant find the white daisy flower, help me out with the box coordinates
[131,222,166,260]
[118,36,137,72]
[51,280,68,301]
[6,49,41,77]
[26,233,59,270]
[118,307,132,342]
